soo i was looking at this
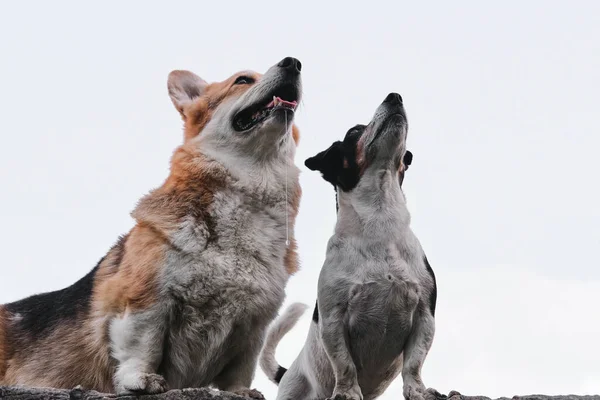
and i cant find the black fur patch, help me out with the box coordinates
[403,150,413,167]
[312,300,319,323]
[274,365,287,384]
[305,125,365,192]
[5,235,128,339]
[305,126,414,195]
[423,255,437,317]
[6,263,99,338]
[399,150,413,187]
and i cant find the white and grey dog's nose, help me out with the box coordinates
[383,92,403,105]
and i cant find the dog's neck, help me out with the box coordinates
[334,169,410,239]
[195,141,298,192]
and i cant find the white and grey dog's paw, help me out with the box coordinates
[328,394,363,400]
[232,388,266,399]
[424,388,448,400]
[117,372,168,394]
[327,384,363,400]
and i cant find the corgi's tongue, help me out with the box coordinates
[266,96,298,109]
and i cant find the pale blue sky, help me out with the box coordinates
[1,1,598,397]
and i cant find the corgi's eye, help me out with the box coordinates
[234,76,254,85]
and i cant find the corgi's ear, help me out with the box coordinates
[305,141,345,187]
[168,70,208,117]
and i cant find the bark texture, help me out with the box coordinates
[0,387,598,400]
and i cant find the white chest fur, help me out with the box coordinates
[156,185,292,387]
[164,186,290,305]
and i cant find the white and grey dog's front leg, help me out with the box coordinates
[401,307,444,400]
[318,287,363,400]
[110,308,168,394]
[212,328,266,399]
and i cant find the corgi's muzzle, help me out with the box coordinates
[233,57,302,132]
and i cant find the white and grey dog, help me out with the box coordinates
[259,93,443,400]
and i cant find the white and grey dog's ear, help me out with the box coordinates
[403,150,413,170]
[306,140,364,192]
[305,141,345,187]
[398,150,414,187]
[167,70,208,117]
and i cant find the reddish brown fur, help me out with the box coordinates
[94,144,231,315]
[182,72,259,142]
[94,67,304,311]
[0,66,302,390]
[94,226,166,314]
[0,148,231,389]
[291,124,300,145]
[2,317,114,391]
[0,244,129,389]
[180,71,300,146]
[176,70,302,273]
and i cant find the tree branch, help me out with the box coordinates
[0,387,597,400]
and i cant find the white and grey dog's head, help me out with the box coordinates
[305,92,412,193]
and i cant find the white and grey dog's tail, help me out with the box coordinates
[260,302,308,385]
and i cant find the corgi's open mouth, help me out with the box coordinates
[233,84,299,132]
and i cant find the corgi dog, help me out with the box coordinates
[0,57,303,399]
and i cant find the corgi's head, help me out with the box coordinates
[168,57,302,163]
[305,93,410,192]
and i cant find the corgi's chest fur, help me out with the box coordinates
[157,178,294,386]
[165,186,291,302]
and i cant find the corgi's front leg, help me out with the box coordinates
[212,327,267,399]
[109,308,168,394]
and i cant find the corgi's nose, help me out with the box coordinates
[278,57,302,73]
[384,92,403,105]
